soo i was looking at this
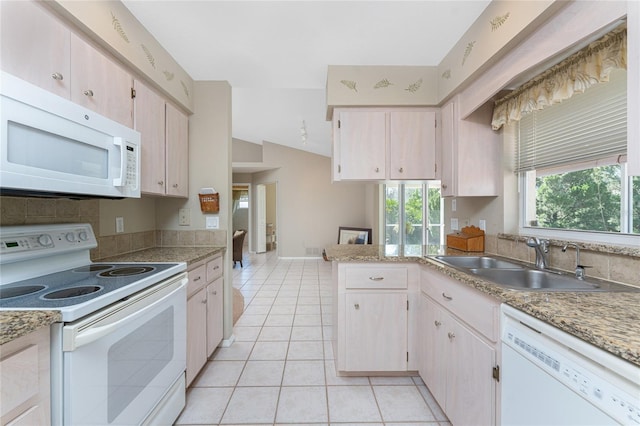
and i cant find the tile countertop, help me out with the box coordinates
[0,246,225,346]
[325,244,640,368]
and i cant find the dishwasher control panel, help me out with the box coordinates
[502,309,640,425]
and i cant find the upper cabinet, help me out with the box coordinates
[439,97,500,197]
[69,33,133,128]
[1,1,133,128]
[134,80,189,198]
[332,108,437,181]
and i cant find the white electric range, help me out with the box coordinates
[0,223,188,425]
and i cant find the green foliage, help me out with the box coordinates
[536,166,621,232]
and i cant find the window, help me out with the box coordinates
[384,182,443,255]
[517,69,639,239]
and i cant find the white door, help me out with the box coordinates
[256,184,266,253]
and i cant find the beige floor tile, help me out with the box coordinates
[264,314,294,326]
[295,304,321,315]
[233,326,261,341]
[249,341,289,360]
[282,360,326,386]
[258,326,292,341]
[374,385,435,422]
[237,360,285,386]
[175,387,233,425]
[327,385,382,422]
[418,385,448,421]
[213,341,254,361]
[276,386,328,423]
[294,313,322,326]
[324,360,370,386]
[369,376,416,385]
[234,314,267,327]
[220,386,280,424]
[290,326,323,341]
[287,340,324,360]
[192,360,245,387]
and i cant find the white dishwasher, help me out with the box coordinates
[500,304,640,425]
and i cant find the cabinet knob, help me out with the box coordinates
[83,89,94,97]
[399,167,404,173]
[434,320,442,327]
[354,303,360,310]
[442,184,448,190]
[51,72,64,81]
[201,299,207,304]
[214,265,220,270]
[211,290,217,295]
[442,292,453,301]
[194,276,201,281]
[158,180,164,186]
[173,183,179,188]
[448,332,456,340]
[375,167,380,173]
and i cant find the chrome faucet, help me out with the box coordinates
[562,242,587,280]
[526,237,550,269]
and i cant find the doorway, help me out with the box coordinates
[256,182,277,254]
[232,184,250,251]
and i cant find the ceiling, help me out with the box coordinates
[122,1,491,159]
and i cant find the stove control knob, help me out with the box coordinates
[78,231,89,241]
[37,234,53,247]
[65,232,77,243]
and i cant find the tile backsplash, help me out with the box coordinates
[487,234,640,287]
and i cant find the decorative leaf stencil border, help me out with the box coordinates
[340,80,358,92]
[490,12,510,32]
[373,79,393,89]
[111,12,129,43]
[462,41,476,66]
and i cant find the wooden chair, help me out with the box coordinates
[233,230,247,267]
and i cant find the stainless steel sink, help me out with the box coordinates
[434,255,524,269]
[468,268,638,292]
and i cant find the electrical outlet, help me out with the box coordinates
[178,208,190,226]
[116,217,124,233]
[479,219,486,231]
[451,218,459,230]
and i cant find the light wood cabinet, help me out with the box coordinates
[332,108,436,181]
[165,103,189,197]
[440,98,500,197]
[1,1,133,127]
[0,326,51,426]
[186,254,223,386]
[134,80,189,197]
[0,1,70,98]
[333,262,418,374]
[419,266,499,426]
[70,32,133,127]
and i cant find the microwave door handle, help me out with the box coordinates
[113,137,126,187]
[66,279,185,351]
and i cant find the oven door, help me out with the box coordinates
[61,273,187,425]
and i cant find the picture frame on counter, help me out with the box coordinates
[338,227,372,244]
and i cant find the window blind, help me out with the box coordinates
[515,69,627,173]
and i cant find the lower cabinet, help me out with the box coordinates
[419,266,500,426]
[186,253,224,386]
[0,326,51,426]
[333,262,418,374]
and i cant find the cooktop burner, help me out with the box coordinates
[72,265,114,273]
[98,266,155,277]
[43,286,102,299]
[0,285,46,299]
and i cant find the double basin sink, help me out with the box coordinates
[433,255,637,292]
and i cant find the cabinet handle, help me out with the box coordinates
[448,332,456,340]
[399,167,404,173]
[354,303,360,309]
[434,320,442,327]
[441,292,453,301]
[368,276,384,281]
[51,72,64,81]
[83,89,94,97]
[194,276,201,281]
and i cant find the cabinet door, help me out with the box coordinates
[70,33,133,127]
[344,292,407,371]
[440,101,456,197]
[165,103,189,197]
[446,313,496,426]
[389,111,436,179]
[0,1,70,98]
[206,277,224,356]
[134,80,167,195]
[419,294,447,407]
[186,288,207,386]
[335,111,386,180]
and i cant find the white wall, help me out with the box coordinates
[250,142,373,257]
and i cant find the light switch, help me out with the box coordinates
[451,218,459,230]
[206,216,219,229]
[116,217,124,233]
[479,219,486,231]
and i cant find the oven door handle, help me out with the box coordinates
[64,277,187,351]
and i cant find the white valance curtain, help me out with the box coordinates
[491,25,627,131]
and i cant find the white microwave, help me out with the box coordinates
[0,72,140,199]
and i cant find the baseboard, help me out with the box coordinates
[220,334,236,348]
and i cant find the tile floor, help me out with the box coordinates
[176,251,451,426]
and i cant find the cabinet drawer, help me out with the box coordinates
[345,266,408,289]
[0,344,38,418]
[206,256,223,282]
[421,267,498,341]
[187,264,207,297]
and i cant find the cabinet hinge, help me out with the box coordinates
[407,352,409,362]
[338,165,341,173]
[131,88,136,99]
[407,300,409,310]
[492,365,500,382]
[435,163,438,173]
[338,119,341,129]
[435,119,437,128]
